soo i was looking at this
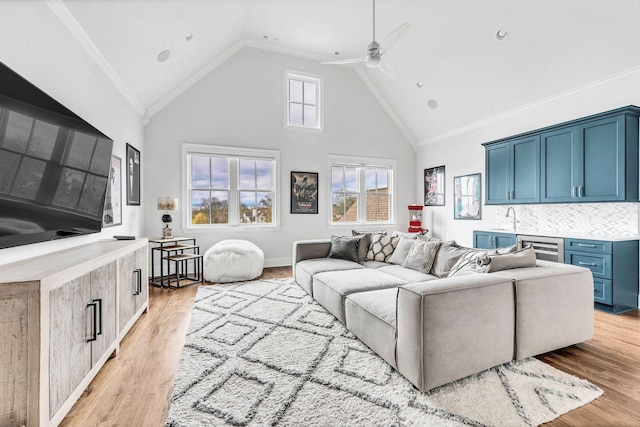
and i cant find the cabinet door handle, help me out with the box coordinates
[133,268,142,296]
[579,185,585,197]
[94,298,103,336]
[572,186,577,197]
[87,301,98,342]
[578,261,597,267]
[506,191,510,200]
[511,190,515,200]
[578,243,597,248]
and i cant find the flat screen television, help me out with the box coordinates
[0,61,114,250]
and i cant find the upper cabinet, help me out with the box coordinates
[486,135,540,204]
[484,106,640,205]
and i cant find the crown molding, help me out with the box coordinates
[418,64,640,146]
[45,0,145,117]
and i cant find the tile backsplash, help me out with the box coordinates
[495,203,639,237]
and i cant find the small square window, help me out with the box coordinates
[285,71,323,131]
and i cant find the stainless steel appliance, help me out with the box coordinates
[517,235,564,263]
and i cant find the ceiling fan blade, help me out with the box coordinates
[379,23,411,54]
[378,62,398,79]
[321,57,367,65]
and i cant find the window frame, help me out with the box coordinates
[283,69,324,133]
[328,154,396,228]
[182,143,280,230]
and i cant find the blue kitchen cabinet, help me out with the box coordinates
[485,106,640,205]
[565,238,638,314]
[473,231,516,250]
[542,115,633,202]
[485,135,540,205]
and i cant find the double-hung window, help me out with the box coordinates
[284,70,323,131]
[184,144,279,228]
[330,156,394,225]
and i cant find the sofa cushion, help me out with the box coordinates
[359,260,389,269]
[387,237,415,265]
[295,258,364,296]
[482,246,537,272]
[367,234,400,262]
[431,241,467,278]
[378,265,438,283]
[402,239,441,273]
[328,235,361,263]
[345,287,399,368]
[312,269,407,324]
[352,229,387,261]
[447,247,495,277]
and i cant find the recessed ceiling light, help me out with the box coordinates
[495,29,508,41]
[416,81,424,88]
[427,99,438,109]
[186,33,193,42]
[334,51,340,56]
[262,35,269,39]
[157,49,171,62]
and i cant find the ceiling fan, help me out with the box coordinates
[322,0,410,78]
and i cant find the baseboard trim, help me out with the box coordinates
[264,257,291,268]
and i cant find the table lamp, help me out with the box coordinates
[157,197,179,238]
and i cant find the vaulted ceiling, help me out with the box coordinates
[52,0,640,145]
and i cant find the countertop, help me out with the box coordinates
[476,228,639,242]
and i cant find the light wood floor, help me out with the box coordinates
[62,267,640,426]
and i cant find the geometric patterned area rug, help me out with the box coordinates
[166,278,602,427]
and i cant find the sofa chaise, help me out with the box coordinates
[292,236,594,392]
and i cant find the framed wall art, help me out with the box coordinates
[424,166,445,206]
[453,173,481,220]
[291,171,318,214]
[126,143,140,206]
[103,154,122,227]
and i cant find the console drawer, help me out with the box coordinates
[564,251,611,278]
[593,278,613,305]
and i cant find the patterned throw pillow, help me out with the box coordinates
[402,239,442,273]
[447,247,496,277]
[366,233,399,262]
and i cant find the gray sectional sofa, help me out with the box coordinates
[292,237,594,392]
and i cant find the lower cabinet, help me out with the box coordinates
[564,238,638,314]
[473,231,516,249]
[49,262,117,416]
[0,239,148,426]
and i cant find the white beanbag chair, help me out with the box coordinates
[204,239,264,283]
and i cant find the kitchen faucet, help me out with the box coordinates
[505,207,517,230]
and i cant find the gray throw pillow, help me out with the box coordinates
[352,229,387,261]
[387,237,415,265]
[328,235,359,263]
[366,233,399,262]
[402,239,441,273]
[484,246,537,272]
[431,241,468,278]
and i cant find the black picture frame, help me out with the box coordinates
[453,173,482,220]
[103,154,122,227]
[424,166,445,206]
[126,143,140,206]
[291,171,318,214]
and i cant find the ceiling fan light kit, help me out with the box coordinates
[322,0,410,78]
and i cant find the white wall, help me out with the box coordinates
[417,71,640,247]
[144,46,415,266]
[0,1,144,266]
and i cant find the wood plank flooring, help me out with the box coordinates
[62,267,640,426]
